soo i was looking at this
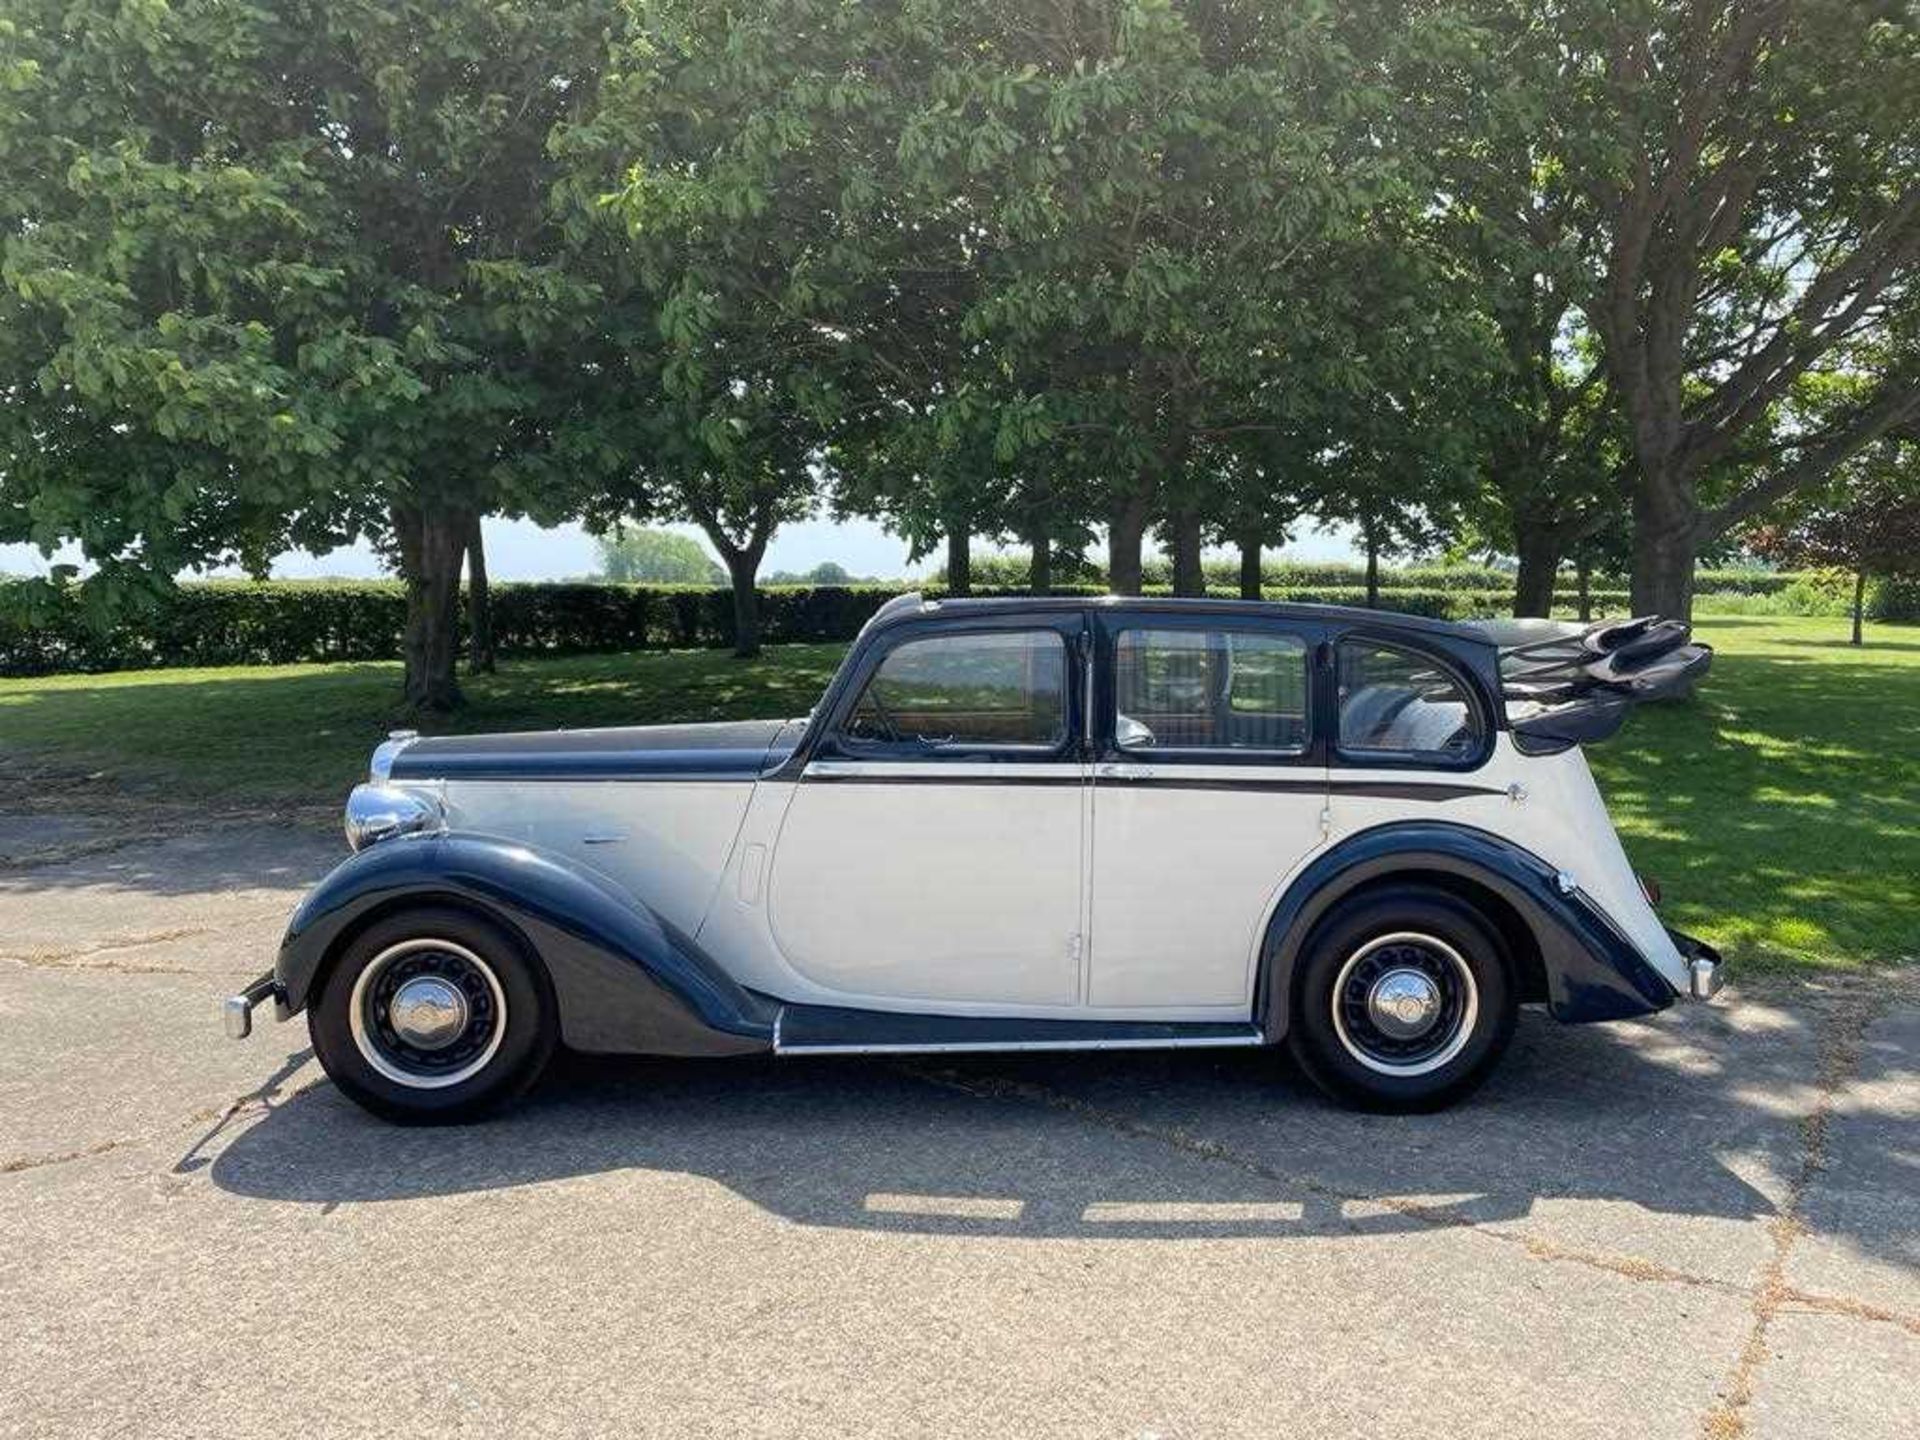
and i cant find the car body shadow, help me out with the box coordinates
[202,1004,1861,1249]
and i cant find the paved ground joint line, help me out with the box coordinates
[0,1046,315,1178]
[0,925,226,973]
[1697,987,1886,1440]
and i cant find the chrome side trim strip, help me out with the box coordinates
[775,1034,1265,1057]
[803,759,1076,782]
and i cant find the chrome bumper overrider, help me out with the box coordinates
[1666,927,1725,1001]
[223,972,288,1040]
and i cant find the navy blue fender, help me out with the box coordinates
[1255,821,1677,1040]
[276,833,775,1057]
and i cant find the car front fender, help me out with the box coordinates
[1256,821,1677,1041]
[276,832,774,1057]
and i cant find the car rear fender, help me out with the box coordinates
[1255,821,1677,1040]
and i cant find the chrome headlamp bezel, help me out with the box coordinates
[344,783,443,853]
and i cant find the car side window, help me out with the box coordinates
[845,630,1068,751]
[1114,628,1309,754]
[1337,641,1481,760]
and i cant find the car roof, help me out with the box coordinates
[866,592,1492,646]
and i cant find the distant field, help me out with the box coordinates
[2,615,1913,972]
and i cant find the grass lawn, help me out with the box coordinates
[2,615,1914,972]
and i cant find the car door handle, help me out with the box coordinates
[1097,762,1155,781]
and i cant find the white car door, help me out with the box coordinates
[765,621,1087,1009]
[1087,617,1330,1010]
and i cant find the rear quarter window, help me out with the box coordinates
[1336,642,1483,762]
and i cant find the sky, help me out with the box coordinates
[1,514,1362,582]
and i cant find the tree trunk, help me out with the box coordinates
[1108,492,1149,595]
[723,550,763,658]
[1169,508,1204,597]
[1511,526,1561,618]
[1628,478,1698,621]
[1852,569,1866,646]
[394,501,467,713]
[945,526,971,596]
[1576,556,1593,623]
[1028,528,1053,594]
[465,511,495,674]
[1363,522,1381,608]
[1238,532,1263,600]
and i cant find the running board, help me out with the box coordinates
[771,1005,1265,1056]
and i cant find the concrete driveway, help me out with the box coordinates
[2,806,1915,1439]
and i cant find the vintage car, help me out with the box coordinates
[224,595,1722,1122]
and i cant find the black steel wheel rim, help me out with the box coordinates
[1331,933,1477,1076]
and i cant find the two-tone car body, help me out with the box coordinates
[226,594,1722,1121]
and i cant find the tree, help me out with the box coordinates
[465,515,496,674]
[0,0,645,710]
[625,385,817,657]
[832,417,1014,599]
[584,0,948,652]
[1541,0,1920,620]
[595,526,725,584]
[887,0,1448,596]
[1748,439,1920,644]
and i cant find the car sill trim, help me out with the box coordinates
[774,1033,1265,1056]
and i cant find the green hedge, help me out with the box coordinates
[0,580,912,676]
[1871,574,1920,622]
[0,569,1890,677]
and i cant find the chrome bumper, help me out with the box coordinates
[1688,956,1724,1000]
[1667,928,1725,1001]
[223,972,287,1040]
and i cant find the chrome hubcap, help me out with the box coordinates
[388,976,469,1051]
[1366,967,1442,1040]
[347,938,508,1090]
[1331,932,1480,1078]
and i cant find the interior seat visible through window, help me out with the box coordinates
[1113,628,1309,753]
[1336,642,1481,760]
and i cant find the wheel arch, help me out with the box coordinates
[1254,821,1675,1041]
[276,833,776,1057]
[298,890,555,1022]
[1304,869,1550,1006]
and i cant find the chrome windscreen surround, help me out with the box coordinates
[344,783,444,853]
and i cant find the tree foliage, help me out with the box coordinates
[1747,439,1920,642]
[595,525,725,584]
[0,0,649,707]
[1544,0,1920,619]
[6,0,1919,695]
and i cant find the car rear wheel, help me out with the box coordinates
[1287,886,1516,1112]
[310,906,556,1124]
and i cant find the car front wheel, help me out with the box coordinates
[1287,887,1516,1112]
[309,906,557,1124]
